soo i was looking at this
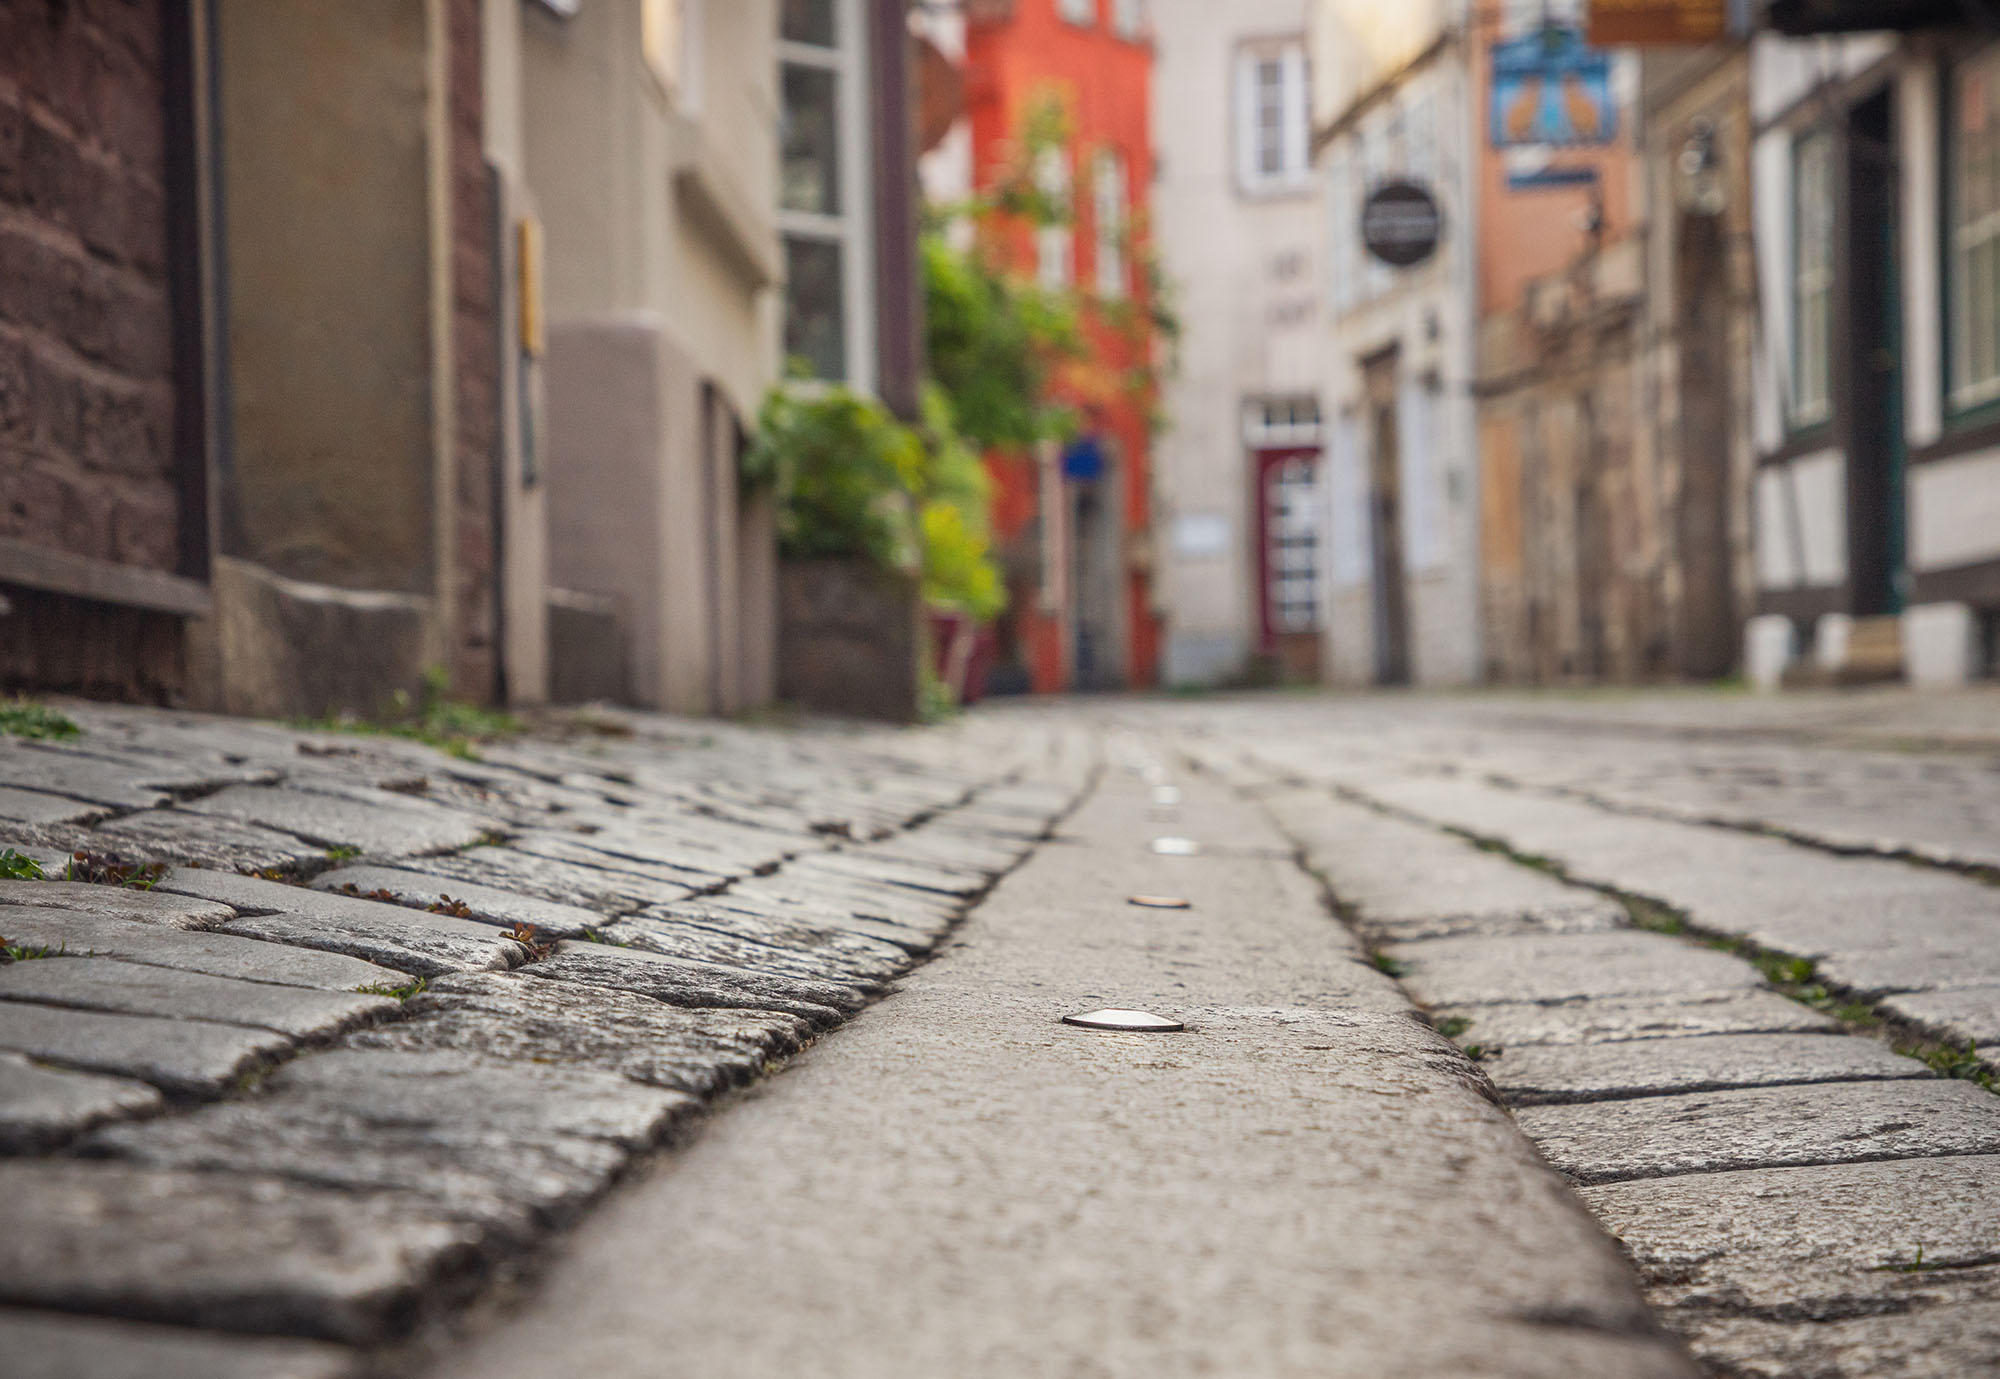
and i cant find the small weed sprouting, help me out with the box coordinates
[1624,895,1687,936]
[1901,1039,1997,1091]
[1462,1043,1498,1062]
[1434,1016,1473,1040]
[1876,1245,1939,1274]
[1368,951,1410,978]
[0,849,45,881]
[504,922,556,959]
[356,977,428,1002]
[579,926,632,948]
[0,699,80,741]
[324,846,362,864]
[2,939,64,963]
[293,665,523,761]
[63,852,167,889]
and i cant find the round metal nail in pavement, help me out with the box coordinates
[1063,1008,1185,1032]
[1151,836,1200,856]
[1127,894,1191,909]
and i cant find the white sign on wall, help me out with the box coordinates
[1171,512,1232,558]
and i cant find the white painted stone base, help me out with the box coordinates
[1746,614,1799,692]
[1812,613,1852,671]
[1903,602,1978,688]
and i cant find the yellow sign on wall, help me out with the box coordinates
[1587,0,1729,46]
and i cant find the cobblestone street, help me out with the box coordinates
[3,690,2000,1377]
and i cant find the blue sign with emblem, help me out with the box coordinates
[1490,26,1617,149]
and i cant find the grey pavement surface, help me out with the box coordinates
[0,689,1996,1376]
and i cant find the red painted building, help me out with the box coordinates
[962,0,1159,693]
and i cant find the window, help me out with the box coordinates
[781,0,835,46]
[1951,49,2000,412]
[1264,456,1322,635]
[778,0,868,383]
[1094,149,1125,299]
[1058,0,1095,26]
[1112,0,1145,40]
[1236,41,1309,194]
[1791,130,1834,429]
[1035,146,1074,289]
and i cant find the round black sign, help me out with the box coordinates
[1361,180,1444,269]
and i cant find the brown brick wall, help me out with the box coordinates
[0,0,178,575]
[448,0,498,702]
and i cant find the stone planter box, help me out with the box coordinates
[778,558,922,722]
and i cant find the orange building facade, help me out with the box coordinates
[963,0,1159,693]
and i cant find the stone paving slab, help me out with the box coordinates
[608,912,901,985]
[1586,1158,2000,1379]
[345,971,811,1096]
[1426,989,1835,1048]
[1883,985,2000,1048]
[0,956,398,1038]
[1518,1078,2000,1184]
[1677,1300,2000,1379]
[1393,930,1762,1008]
[791,847,990,897]
[182,784,492,857]
[0,878,236,929]
[0,786,106,826]
[631,899,914,968]
[91,1051,697,1241]
[400,846,701,915]
[0,907,407,990]
[530,942,858,1028]
[509,831,730,891]
[2,1308,360,1379]
[89,809,328,871]
[0,1050,161,1151]
[0,1000,296,1096]
[159,870,531,977]
[1489,1032,1931,1105]
[0,1161,481,1344]
[0,743,171,809]
[1266,788,1630,941]
[311,865,603,939]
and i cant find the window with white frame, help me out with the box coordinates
[1791,129,1834,428]
[1264,456,1322,635]
[1235,41,1309,194]
[1058,0,1095,27]
[1035,146,1074,289]
[1951,48,2000,412]
[1094,149,1125,299]
[779,0,867,382]
[1112,0,1144,40]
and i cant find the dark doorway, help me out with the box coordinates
[1364,354,1411,685]
[1069,470,1124,691]
[1843,88,1905,617]
[1674,208,1739,676]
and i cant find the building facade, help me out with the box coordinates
[1471,9,1651,684]
[1745,4,2000,688]
[1151,0,1325,688]
[1312,0,1482,686]
[957,0,1160,695]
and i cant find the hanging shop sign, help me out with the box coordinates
[1585,0,1751,46]
[1490,26,1617,148]
[1360,180,1443,269]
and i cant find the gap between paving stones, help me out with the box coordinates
[1305,776,2000,1100]
[1474,766,2000,893]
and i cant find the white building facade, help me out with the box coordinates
[1151,0,1327,686]
[1310,0,1481,685]
[1746,17,2000,688]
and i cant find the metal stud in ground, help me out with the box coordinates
[1062,1008,1185,1032]
[1128,894,1191,909]
[1151,836,1200,856]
